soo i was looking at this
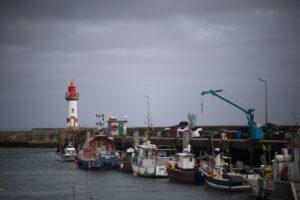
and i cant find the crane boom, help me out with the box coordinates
[201,90,252,114]
[201,89,263,140]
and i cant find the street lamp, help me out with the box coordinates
[143,94,150,134]
[258,78,268,125]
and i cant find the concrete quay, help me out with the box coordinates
[113,136,288,151]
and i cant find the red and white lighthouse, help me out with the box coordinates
[65,81,79,127]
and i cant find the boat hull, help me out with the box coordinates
[199,168,251,192]
[256,178,297,200]
[132,164,155,177]
[76,154,117,170]
[116,153,133,173]
[117,161,133,173]
[56,154,76,162]
[166,167,204,184]
[155,165,168,177]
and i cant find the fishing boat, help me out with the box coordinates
[155,145,177,177]
[132,141,157,177]
[166,144,203,184]
[116,148,134,173]
[56,142,77,162]
[131,140,176,177]
[199,149,250,191]
[75,134,117,170]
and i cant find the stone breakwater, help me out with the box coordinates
[0,127,148,147]
[0,128,94,147]
[0,128,62,147]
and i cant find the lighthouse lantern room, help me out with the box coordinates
[65,81,79,127]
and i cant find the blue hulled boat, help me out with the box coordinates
[75,134,117,170]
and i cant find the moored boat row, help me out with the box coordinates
[56,113,253,194]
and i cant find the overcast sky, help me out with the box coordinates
[0,0,299,130]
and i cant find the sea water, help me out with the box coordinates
[0,148,252,200]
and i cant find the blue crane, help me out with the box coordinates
[201,89,263,140]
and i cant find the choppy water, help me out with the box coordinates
[0,148,252,200]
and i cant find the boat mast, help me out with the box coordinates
[96,110,105,134]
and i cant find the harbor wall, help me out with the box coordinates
[0,128,91,147]
[0,126,296,150]
[0,126,296,166]
[0,126,249,147]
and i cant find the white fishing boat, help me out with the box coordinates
[56,142,77,162]
[131,141,176,177]
[155,145,177,177]
[132,141,156,177]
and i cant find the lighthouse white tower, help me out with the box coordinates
[65,81,79,127]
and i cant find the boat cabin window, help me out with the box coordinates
[66,150,75,154]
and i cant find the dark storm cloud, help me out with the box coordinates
[0,0,300,130]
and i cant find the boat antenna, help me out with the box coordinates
[96,109,105,132]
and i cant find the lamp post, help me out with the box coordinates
[258,78,268,125]
[143,94,150,134]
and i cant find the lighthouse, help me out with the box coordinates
[65,81,79,127]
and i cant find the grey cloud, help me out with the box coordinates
[0,0,299,130]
